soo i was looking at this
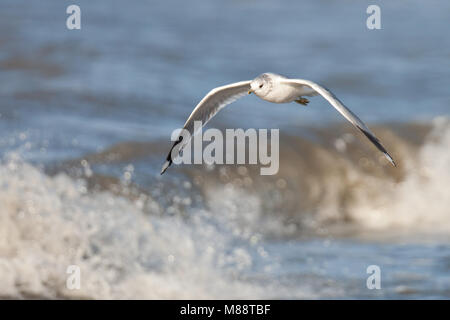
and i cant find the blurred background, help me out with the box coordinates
[0,0,449,299]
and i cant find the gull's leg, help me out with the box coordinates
[295,97,309,106]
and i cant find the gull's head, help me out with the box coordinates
[249,73,272,97]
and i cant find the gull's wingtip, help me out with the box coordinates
[160,160,171,175]
[356,125,396,168]
[385,153,396,167]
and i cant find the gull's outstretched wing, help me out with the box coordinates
[161,80,251,174]
[281,78,396,166]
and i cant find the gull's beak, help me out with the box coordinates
[248,90,253,94]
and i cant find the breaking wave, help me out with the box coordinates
[0,117,449,299]
[187,117,450,235]
[0,155,314,299]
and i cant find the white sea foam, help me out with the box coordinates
[1,118,449,299]
[0,154,314,299]
[344,117,450,231]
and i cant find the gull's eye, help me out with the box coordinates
[259,84,263,88]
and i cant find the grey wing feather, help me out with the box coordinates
[183,80,252,135]
[281,78,396,167]
[298,86,320,97]
[161,80,251,174]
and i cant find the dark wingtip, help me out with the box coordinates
[160,160,171,175]
[161,137,183,175]
[384,152,396,167]
[357,125,396,167]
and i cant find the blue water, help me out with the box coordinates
[0,0,449,299]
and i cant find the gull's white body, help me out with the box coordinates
[251,73,317,103]
[161,73,396,174]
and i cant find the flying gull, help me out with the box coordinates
[161,72,396,174]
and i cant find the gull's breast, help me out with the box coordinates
[262,83,299,104]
